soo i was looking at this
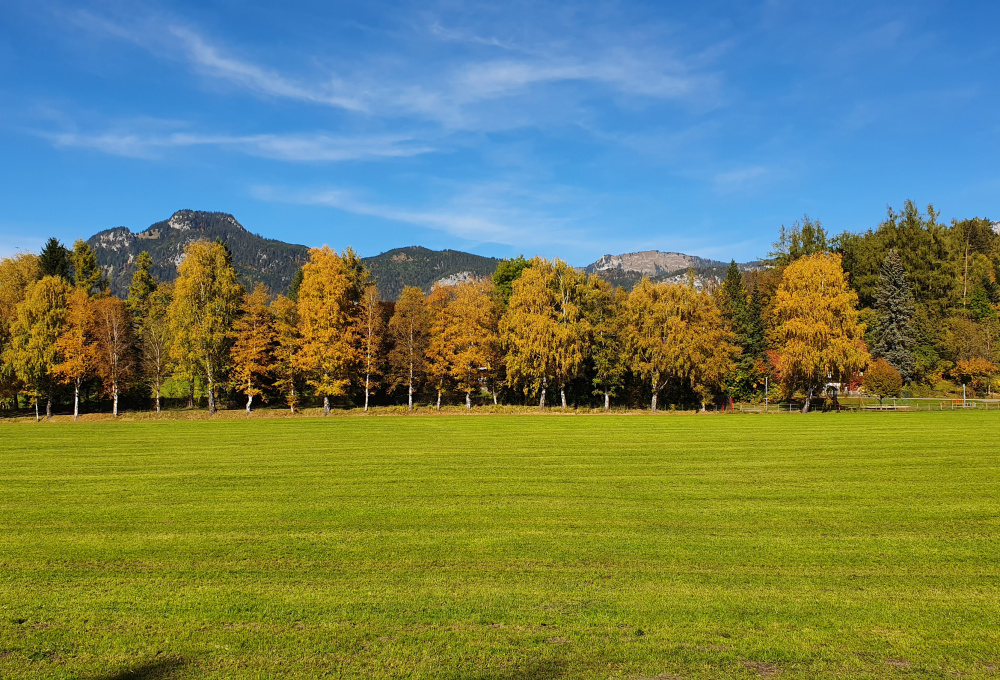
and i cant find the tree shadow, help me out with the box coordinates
[463,659,567,680]
[91,657,188,680]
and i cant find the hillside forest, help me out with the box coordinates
[1,201,998,417]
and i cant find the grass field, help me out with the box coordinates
[1,412,998,679]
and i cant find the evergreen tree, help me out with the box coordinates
[71,239,106,295]
[492,255,529,307]
[872,249,917,382]
[127,252,158,317]
[719,261,767,400]
[39,238,72,281]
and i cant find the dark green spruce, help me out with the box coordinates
[872,249,917,382]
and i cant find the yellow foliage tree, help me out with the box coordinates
[168,240,243,415]
[231,284,276,414]
[270,295,302,413]
[0,253,40,403]
[357,284,385,412]
[93,296,134,417]
[624,278,738,412]
[447,279,499,409]
[770,253,870,412]
[3,275,70,420]
[500,259,591,409]
[387,286,430,410]
[424,284,456,409]
[52,288,96,420]
[296,246,359,415]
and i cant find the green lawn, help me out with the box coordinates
[1,412,998,679]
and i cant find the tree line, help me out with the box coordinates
[1,201,997,418]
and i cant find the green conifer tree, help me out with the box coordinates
[872,249,917,381]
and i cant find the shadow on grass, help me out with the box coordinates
[91,657,188,680]
[464,659,567,680]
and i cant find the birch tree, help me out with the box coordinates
[770,253,869,412]
[52,288,96,420]
[424,284,455,410]
[93,295,134,417]
[270,294,301,413]
[168,240,243,415]
[0,253,39,404]
[3,275,69,420]
[387,286,429,410]
[624,278,738,411]
[231,283,276,414]
[357,284,384,412]
[296,246,358,415]
[446,279,499,409]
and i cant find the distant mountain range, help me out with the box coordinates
[87,210,757,299]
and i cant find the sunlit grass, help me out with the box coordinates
[1,412,998,679]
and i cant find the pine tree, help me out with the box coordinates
[127,252,157,317]
[39,238,72,281]
[872,249,917,382]
[71,240,106,295]
[231,284,276,414]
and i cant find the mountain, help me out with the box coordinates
[89,210,309,297]
[582,249,757,289]
[88,211,501,300]
[362,246,501,300]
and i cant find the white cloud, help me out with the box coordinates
[42,128,436,162]
[252,184,586,250]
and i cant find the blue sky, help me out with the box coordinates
[1,1,998,265]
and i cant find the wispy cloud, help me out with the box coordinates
[252,184,587,250]
[67,9,720,130]
[41,127,436,162]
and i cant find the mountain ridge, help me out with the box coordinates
[87,210,758,299]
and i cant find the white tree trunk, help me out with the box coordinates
[802,387,814,414]
[560,386,567,409]
[154,378,161,413]
[492,391,498,405]
[35,400,39,422]
[323,395,330,416]
[113,382,119,417]
[364,374,370,412]
[408,362,414,411]
[436,389,442,410]
[604,391,610,412]
[73,378,80,421]
[651,392,658,412]
[466,391,471,409]
[206,367,216,415]
[539,377,547,410]
[46,392,52,419]
[246,393,253,415]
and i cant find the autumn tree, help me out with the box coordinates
[270,294,302,413]
[587,278,626,411]
[500,259,590,409]
[71,239,106,295]
[447,279,499,409]
[141,285,172,413]
[3,276,70,419]
[624,278,738,411]
[862,358,903,405]
[357,284,385,411]
[231,283,276,414]
[52,289,96,420]
[770,253,870,412]
[93,296,134,417]
[296,246,359,415]
[954,357,997,396]
[169,240,243,415]
[387,286,430,410]
[0,253,39,403]
[425,284,456,409]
